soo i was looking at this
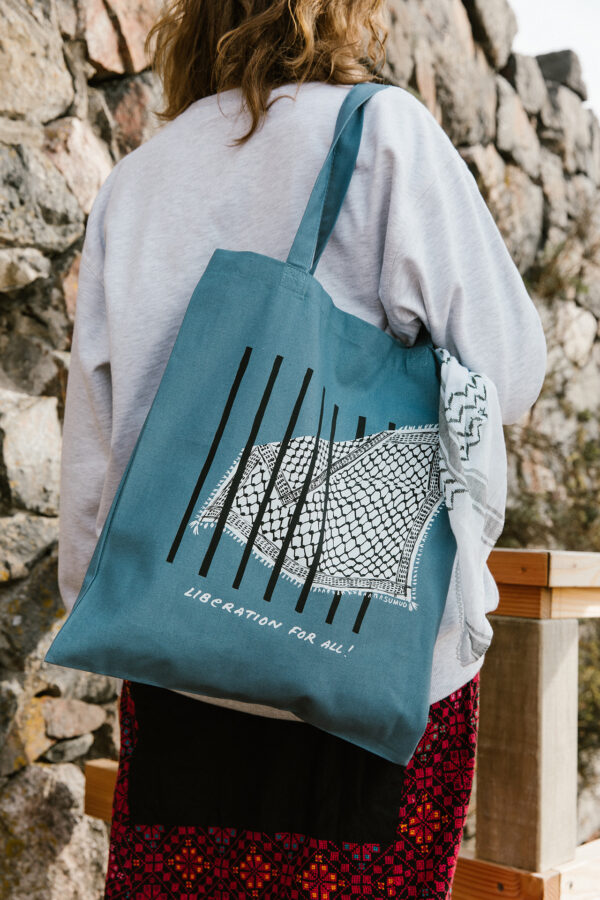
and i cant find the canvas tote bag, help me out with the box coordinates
[46,82,457,765]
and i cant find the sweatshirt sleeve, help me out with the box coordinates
[379,133,547,424]
[58,188,114,613]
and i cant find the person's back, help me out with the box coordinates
[56,2,547,897]
[62,81,545,622]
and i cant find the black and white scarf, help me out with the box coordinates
[436,349,507,666]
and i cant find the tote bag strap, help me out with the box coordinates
[286,81,389,276]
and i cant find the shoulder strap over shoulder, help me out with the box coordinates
[286,82,389,276]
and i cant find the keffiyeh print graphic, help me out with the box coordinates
[436,348,507,666]
[191,426,444,606]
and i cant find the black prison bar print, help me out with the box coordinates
[232,367,314,590]
[353,593,372,634]
[295,404,339,613]
[199,355,284,577]
[264,387,326,603]
[167,346,252,563]
[326,592,342,624]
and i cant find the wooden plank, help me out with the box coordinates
[549,552,600,589]
[489,549,550,586]
[476,618,578,873]
[548,588,600,619]
[489,548,600,590]
[495,585,552,619]
[493,586,600,619]
[552,838,600,899]
[564,838,600,861]
[492,582,600,621]
[85,758,118,821]
[452,855,560,899]
[453,844,600,900]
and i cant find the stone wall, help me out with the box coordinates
[0,0,599,894]
[0,1,162,896]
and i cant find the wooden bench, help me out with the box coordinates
[85,548,600,899]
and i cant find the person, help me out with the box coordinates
[58,1,547,897]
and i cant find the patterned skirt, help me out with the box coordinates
[104,671,480,899]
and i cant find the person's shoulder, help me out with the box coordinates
[363,83,475,198]
[82,156,124,256]
[289,80,440,126]
[100,91,219,172]
[85,104,192,222]
[367,84,457,153]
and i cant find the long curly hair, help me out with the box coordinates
[145,0,388,143]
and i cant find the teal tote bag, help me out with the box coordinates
[46,83,457,765]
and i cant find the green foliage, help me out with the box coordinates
[523,198,600,306]
[523,239,571,301]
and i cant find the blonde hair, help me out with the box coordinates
[145,0,388,143]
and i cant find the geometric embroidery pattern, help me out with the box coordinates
[104,672,479,899]
[444,373,488,464]
[191,427,443,603]
[439,359,490,512]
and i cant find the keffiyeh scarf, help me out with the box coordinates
[436,349,507,666]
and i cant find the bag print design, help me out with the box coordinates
[190,425,443,607]
[167,346,445,633]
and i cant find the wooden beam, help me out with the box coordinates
[453,854,560,899]
[476,617,579,873]
[550,837,600,899]
[493,585,600,619]
[454,842,600,900]
[548,552,600,588]
[490,549,600,588]
[489,550,550,586]
[85,758,118,821]
[547,588,600,619]
[495,584,552,618]
[488,550,600,618]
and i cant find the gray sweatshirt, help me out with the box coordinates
[58,81,547,709]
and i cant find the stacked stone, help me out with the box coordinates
[1,0,600,893]
[0,1,162,897]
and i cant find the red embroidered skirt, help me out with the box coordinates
[104,671,479,899]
